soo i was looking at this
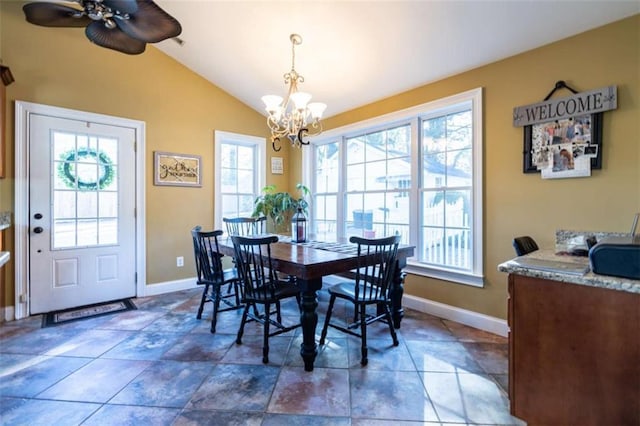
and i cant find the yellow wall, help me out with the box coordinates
[294,15,640,318]
[1,1,638,320]
[0,1,288,306]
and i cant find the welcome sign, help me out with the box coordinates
[513,86,617,127]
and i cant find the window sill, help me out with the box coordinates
[404,261,484,287]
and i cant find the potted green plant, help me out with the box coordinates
[252,183,310,233]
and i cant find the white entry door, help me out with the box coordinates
[29,114,137,314]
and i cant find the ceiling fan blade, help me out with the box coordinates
[23,2,91,27]
[103,0,138,15]
[86,21,146,55]
[114,0,181,43]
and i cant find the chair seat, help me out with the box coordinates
[328,281,386,304]
[244,281,300,303]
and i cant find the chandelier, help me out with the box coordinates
[262,34,326,152]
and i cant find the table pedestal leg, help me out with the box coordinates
[298,279,320,371]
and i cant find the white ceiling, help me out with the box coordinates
[154,1,638,119]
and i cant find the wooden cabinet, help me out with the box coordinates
[508,274,639,425]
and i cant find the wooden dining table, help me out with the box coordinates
[218,235,415,371]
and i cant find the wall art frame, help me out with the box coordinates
[523,112,603,173]
[154,151,202,187]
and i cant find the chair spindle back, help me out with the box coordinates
[231,235,280,302]
[350,235,401,302]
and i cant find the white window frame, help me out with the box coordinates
[214,131,266,229]
[303,88,484,287]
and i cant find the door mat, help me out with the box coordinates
[42,299,137,328]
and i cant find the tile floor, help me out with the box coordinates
[0,284,525,425]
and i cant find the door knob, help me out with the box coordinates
[34,213,43,219]
[33,227,44,234]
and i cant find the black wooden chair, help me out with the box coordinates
[319,235,401,366]
[512,236,539,256]
[231,234,301,364]
[223,216,266,236]
[191,226,243,333]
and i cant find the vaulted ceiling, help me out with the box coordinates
[155,1,638,118]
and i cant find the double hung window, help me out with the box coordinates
[214,131,265,228]
[307,88,483,286]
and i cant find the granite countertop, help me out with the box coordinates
[0,211,10,231]
[0,251,9,268]
[0,211,10,267]
[498,249,640,295]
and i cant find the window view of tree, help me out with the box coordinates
[422,108,473,270]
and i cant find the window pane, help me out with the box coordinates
[446,110,472,150]
[387,158,410,189]
[423,191,445,226]
[423,153,447,189]
[221,168,237,193]
[423,116,447,153]
[365,160,387,191]
[54,220,76,248]
[444,190,471,230]
[77,191,97,218]
[99,218,118,245]
[387,126,411,157]
[238,195,254,217]
[52,132,76,160]
[221,144,236,168]
[99,192,117,217]
[222,194,239,217]
[445,228,471,269]
[422,227,444,264]
[237,169,254,193]
[364,132,383,163]
[98,138,118,164]
[76,162,98,190]
[346,163,365,192]
[103,164,117,191]
[237,145,254,165]
[316,142,339,193]
[219,140,258,219]
[54,191,76,219]
[346,136,365,164]
[446,149,472,187]
[77,219,98,246]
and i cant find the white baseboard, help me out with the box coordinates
[403,294,508,337]
[1,306,14,322]
[143,277,198,297]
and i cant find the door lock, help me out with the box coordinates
[34,213,43,220]
[33,227,44,234]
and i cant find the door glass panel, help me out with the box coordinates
[53,219,76,248]
[99,219,118,245]
[54,191,76,219]
[99,192,117,217]
[52,131,119,249]
[77,219,98,246]
[77,192,97,218]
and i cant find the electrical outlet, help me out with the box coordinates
[176,256,184,267]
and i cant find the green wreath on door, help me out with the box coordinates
[57,148,115,190]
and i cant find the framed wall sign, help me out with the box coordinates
[271,156,284,174]
[523,112,602,174]
[154,151,202,187]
